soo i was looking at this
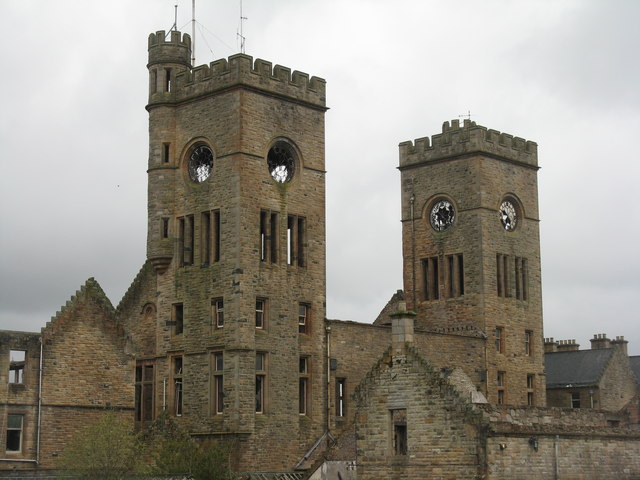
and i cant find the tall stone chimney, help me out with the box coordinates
[389,301,416,355]
[556,339,580,352]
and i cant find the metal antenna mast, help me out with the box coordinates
[191,0,196,65]
[238,0,247,53]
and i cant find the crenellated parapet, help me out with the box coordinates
[148,30,192,67]
[148,49,326,109]
[399,119,538,169]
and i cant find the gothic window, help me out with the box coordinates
[135,362,155,422]
[299,357,310,415]
[256,353,267,413]
[287,215,306,267]
[212,352,224,415]
[5,415,23,453]
[8,350,25,384]
[267,141,296,183]
[172,356,183,416]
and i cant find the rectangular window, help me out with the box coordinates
[260,210,279,263]
[212,352,224,414]
[172,356,183,416]
[495,327,505,354]
[213,210,221,262]
[336,378,346,417]
[161,217,170,239]
[516,257,528,300]
[164,68,172,92]
[525,330,532,356]
[444,253,464,298]
[298,303,309,334]
[422,256,439,301]
[256,352,266,414]
[9,350,25,384]
[497,371,506,405]
[299,357,309,415]
[172,303,184,335]
[201,211,211,265]
[135,362,155,422]
[571,392,581,409]
[497,254,511,297]
[287,215,306,267]
[527,374,535,406]
[6,414,23,453]
[255,298,266,329]
[212,299,224,329]
[391,409,407,455]
[162,143,170,163]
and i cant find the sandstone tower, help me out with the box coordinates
[140,30,328,470]
[398,119,545,406]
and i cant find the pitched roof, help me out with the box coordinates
[545,349,614,388]
[629,356,640,384]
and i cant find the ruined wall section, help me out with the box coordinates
[353,346,485,480]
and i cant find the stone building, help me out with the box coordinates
[2,28,640,478]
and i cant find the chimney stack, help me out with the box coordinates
[389,301,416,355]
[590,334,611,350]
[611,336,629,355]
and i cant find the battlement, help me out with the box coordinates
[399,119,538,169]
[148,30,192,67]
[148,34,326,109]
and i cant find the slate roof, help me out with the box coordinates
[545,349,614,388]
[629,356,640,384]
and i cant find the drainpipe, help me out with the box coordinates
[410,189,416,309]
[326,325,332,434]
[553,435,559,480]
[36,339,43,464]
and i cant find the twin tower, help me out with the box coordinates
[135,30,544,470]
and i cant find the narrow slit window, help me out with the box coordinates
[299,357,309,415]
[213,210,221,262]
[256,353,266,413]
[497,371,506,405]
[201,211,211,265]
[162,143,170,163]
[457,254,464,295]
[260,211,268,261]
[422,256,440,301]
[8,350,25,384]
[287,215,306,267]
[270,212,278,263]
[336,378,346,417]
[495,327,505,353]
[150,69,157,94]
[527,374,535,406]
[255,298,266,329]
[172,356,183,416]
[161,218,169,239]
[185,214,194,265]
[525,330,532,356]
[447,255,455,298]
[178,217,185,266]
[164,68,172,92]
[212,352,224,414]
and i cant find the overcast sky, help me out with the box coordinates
[1,0,638,354]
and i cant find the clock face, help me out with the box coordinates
[188,145,214,183]
[430,199,455,232]
[499,200,517,231]
[267,143,295,183]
